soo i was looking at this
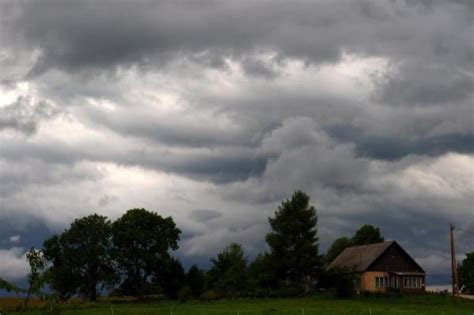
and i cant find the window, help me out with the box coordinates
[403,277,422,288]
[391,277,399,289]
[375,276,388,288]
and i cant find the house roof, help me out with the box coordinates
[327,241,395,272]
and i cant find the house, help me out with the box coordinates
[327,241,426,293]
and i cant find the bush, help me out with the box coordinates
[178,286,192,302]
[335,274,355,298]
[200,290,219,301]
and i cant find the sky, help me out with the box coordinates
[0,0,473,285]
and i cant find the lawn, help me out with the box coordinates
[2,295,473,315]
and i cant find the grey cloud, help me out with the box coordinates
[0,97,60,135]
[376,63,474,106]
[0,0,472,283]
[329,125,474,160]
[189,209,222,223]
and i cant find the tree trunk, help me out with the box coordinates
[90,284,97,302]
[23,283,33,308]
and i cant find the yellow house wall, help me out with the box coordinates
[361,271,389,292]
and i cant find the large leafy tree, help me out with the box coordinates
[207,243,248,298]
[459,252,474,293]
[112,208,181,298]
[43,214,115,301]
[325,237,353,265]
[266,191,322,291]
[352,225,384,246]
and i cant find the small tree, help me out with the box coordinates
[207,243,248,298]
[24,247,47,308]
[459,252,474,293]
[187,265,205,298]
[352,225,384,246]
[155,258,186,299]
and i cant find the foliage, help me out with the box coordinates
[178,286,192,302]
[325,237,353,265]
[24,248,47,308]
[247,253,277,296]
[266,191,322,292]
[186,265,205,298]
[207,243,248,298]
[352,225,384,246]
[111,208,181,298]
[43,214,115,302]
[459,251,474,293]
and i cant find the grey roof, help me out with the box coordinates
[327,241,395,272]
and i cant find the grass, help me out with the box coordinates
[1,295,473,315]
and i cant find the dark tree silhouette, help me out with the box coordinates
[43,214,115,302]
[352,225,384,246]
[187,265,205,298]
[112,208,181,298]
[459,252,474,293]
[266,191,322,292]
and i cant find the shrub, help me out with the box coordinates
[200,290,219,301]
[178,286,192,302]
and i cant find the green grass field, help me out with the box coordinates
[3,296,474,315]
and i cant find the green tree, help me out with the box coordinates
[187,265,205,298]
[43,214,115,302]
[459,252,474,293]
[207,243,248,298]
[112,208,181,298]
[266,191,322,292]
[352,225,384,246]
[24,248,47,308]
[325,237,353,265]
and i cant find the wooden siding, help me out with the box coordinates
[367,244,424,272]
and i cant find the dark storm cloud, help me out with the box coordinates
[328,125,474,160]
[5,0,472,75]
[2,0,471,162]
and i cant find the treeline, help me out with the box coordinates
[4,190,473,305]
[10,191,385,303]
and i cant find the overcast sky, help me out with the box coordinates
[0,0,473,284]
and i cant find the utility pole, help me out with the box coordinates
[450,224,459,301]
